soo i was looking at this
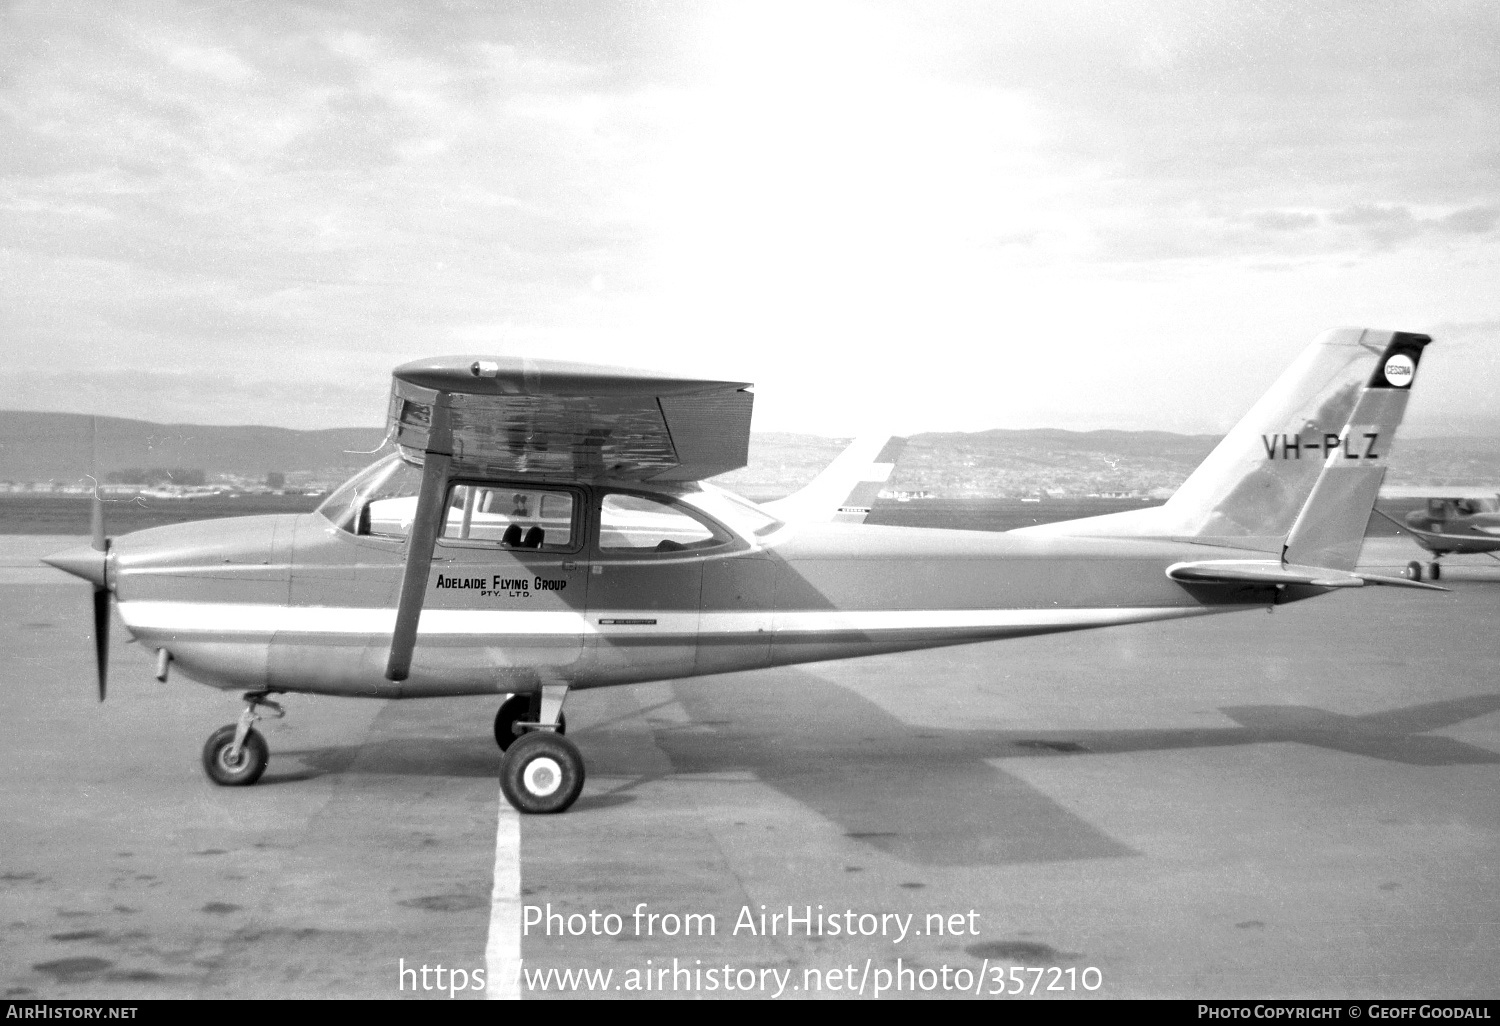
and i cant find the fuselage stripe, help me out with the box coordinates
[116,601,1217,637]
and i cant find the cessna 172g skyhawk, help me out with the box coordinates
[1372,492,1500,581]
[44,328,1439,814]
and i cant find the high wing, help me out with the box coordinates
[762,434,907,524]
[390,355,753,482]
[383,356,754,681]
[1372,508,1500,551]
[1379,485,1500,502]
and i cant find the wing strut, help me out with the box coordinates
[385,395,454,682]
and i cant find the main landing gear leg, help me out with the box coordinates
[493,692,566,751]
[499,684,584,814]
[202,691,283,786]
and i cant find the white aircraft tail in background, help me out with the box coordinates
[762,434,907,524]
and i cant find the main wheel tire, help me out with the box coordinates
[1430,562,1442,580]
[500,731,584,814]
[202,725,269,786]
[493,694,566,751]
[1406,560,1423,581]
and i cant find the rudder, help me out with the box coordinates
[1283,332,1430,569]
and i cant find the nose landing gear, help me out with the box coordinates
[202,691,283,786]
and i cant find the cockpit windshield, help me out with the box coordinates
[316,453,421,532]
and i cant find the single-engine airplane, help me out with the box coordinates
[44,328,1441,814]
[1371,491,1500,581]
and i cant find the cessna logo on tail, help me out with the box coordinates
[1384,353,1415,388]
[1261,429,1382,461]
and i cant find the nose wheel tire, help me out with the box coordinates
[202,725,269,786]
[493,694,566,751]
[500,731,584,814]
[1405,560,1423,581]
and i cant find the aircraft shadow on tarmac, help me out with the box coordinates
[642,672,1500,867]
[275,735,501,782]
[269,672,1499,868]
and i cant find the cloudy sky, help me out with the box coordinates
[2,0,1497,436]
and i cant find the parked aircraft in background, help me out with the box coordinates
[1372,487,1500,580]
[45,328,1439,814]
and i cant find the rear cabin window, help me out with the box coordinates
[598,493,727,552]
[441,485,575,550]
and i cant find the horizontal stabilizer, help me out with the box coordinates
[1166,559,1447,591]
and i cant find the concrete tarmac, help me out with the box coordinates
[1,535,1496,1000]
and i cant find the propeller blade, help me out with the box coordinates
[90,415,106,553]
[90,485,105,553]
[92,581,110,702]
[89,416,109,700]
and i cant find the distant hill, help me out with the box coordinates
[882,428,1220,498]
[0,412,387,484]
[2,411,1494,496]
[882,428,1500,498]
[710,432,852,500]
[1388,435,1500,487]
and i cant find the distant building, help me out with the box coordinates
[266,471,285,490]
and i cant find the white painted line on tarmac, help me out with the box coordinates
[485,795,522,1000]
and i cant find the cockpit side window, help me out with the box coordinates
[598,493,729,553]
[440,485,577,550]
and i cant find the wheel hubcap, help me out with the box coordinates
[219,746,246,772]
[523,756,563,797]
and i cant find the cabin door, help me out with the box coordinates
[583,490,731,682]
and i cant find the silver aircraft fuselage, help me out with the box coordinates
[106,488,1287,700]
[1401,501,1500,557]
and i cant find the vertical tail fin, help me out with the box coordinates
[1016,328,1429,552]
[1283,333,1430,569]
